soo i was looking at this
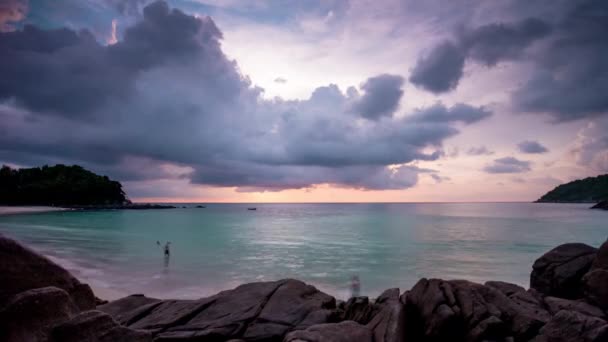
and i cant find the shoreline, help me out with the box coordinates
[2,234,607,341]
[0,206,69,216]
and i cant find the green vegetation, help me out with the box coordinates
[0,164,128,206]
[536,174,608,203]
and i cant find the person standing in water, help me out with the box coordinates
[350,275,361,298]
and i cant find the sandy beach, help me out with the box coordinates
[0,206,68,216]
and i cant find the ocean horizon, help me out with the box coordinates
[0,202,605,301]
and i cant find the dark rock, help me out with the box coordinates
[530,243,597,299]
[128,299,212,331]
[544,296,606,319]
[583,269,608,311]
[405,278,549,341]
[591,239,608,271]
[98,294,162,324]
[52,310,152,342]
[531,310,608,342]
[158,280,286,340]
[366,288,405,342]
[284,321,373,342]
[485,281,526,297]
[341,297,377,324]
[591,200,608,210]
[0,234,96,310]
[241,279,335,341]
[0,287,78,342]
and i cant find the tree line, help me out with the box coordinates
[0,164,128,206]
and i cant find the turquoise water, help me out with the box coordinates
[0,203,606,299]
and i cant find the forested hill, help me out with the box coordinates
[0,164,128,206]
[536,174,608,203]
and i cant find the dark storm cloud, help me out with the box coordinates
[517,140,548,154]
[406,103,491,124]
[513,0,608,121]
[0,1,492,192]
[410,17,551,93]
[409,0,607,122]
[483,157,531,174]
[0,1,222,117]
[409,42,465,93]
[352,74,404,120]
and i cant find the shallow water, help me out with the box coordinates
[0,203,606,299]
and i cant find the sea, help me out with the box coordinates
[0,203,606,300]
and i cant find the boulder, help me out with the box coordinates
[405,278,550,341]
[366,288,405,342]
[0,234,96,310]
[112,279,337,341]
[284,321,373,342]
[530,243,597,299]
[544,296,605,319]
[591,239,608,271]
[583,269,608,311]
[51,310,152,342]
[157,280,287,340]
[341,297,377,324]
[531,310,608,342]
[97,294,162,324]
[241,279,335,341]
[0,286,78,342]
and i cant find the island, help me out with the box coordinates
[0,164,174,210]
[536,174,608,204]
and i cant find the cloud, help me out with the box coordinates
[0,0,27,32]
[274,77,287,84]
[352,74,404,120]
[406,103,491,124]
[517,140,548,154]
[483,157,531,174]
[467,146,494,156]
[0,1,492,193]
[409,41,465,93]
[570,119,608,172]
[512,0,608,121]
[410,18,550,93]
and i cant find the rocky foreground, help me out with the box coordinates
[1,235,607,341]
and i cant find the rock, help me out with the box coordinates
[544,296,606,319]
[0,234,96,310]
[590,201,608,210]
[366,288,404,342]
[284,321,373,342]
[52,310,152,342]
[591,239,608,271]
[118,279,336,341]
[98,294,162,324]
[241,279,336,341]
[341,297,377,324]
[530,243,597,299]
[531,310,608,342]
[405,278,549,341]
[0,287,78,342]
[157,280,286,340]
[583,269,608,311]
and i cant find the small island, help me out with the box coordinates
[536,174,608,204]
[0,164,174,210]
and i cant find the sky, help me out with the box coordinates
[0,0,607,202]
